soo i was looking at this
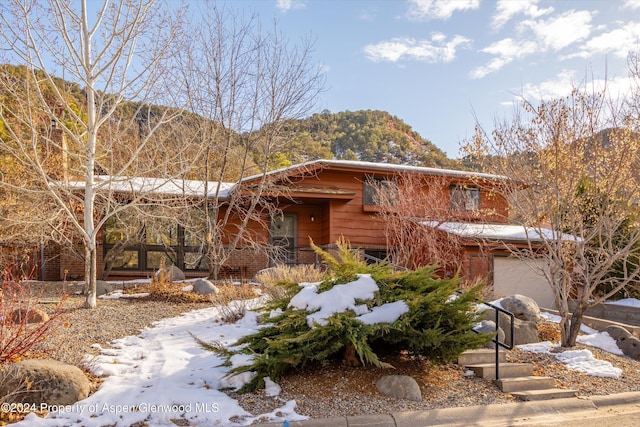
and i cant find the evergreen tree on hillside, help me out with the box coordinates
[274,110,460,168]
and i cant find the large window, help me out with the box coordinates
[103,219,206,272]
[450,185,480,212]
[363,177,397,207]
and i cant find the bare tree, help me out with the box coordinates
[372,174,464,274]
[464,83,640,347]
[175,4,325,279]
[0,0,189,308]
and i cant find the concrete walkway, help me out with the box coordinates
[252,392,640,427]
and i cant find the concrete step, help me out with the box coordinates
[511,388,578,401]
[457,349,507,366]
[495,376,556,392]
[465,363,533,380]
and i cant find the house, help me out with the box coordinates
[34,159,557,305]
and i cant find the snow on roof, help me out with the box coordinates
[423,221,581,243]
[242,159,510,183]
[65,176,235,199]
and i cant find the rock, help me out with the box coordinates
[482,310,539,346]
[96,280,115,296]
[500,294,541,323]
[616,336,640,360]
[604,325,633,341]
[474,320,505,349]
[375,375,422,402]
[10,308,49,324]
[192,278,220,295]
[0,359,90,406]
[507,318,540,346]
[154,265,185,282]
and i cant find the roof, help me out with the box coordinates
[242,159,510,184]
[62,159,508,200]
[65,176,235,199]
[422,221,581,243]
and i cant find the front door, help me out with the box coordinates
[269,213,297,266]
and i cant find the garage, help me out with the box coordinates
[493,256,556,309]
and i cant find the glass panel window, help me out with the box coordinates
[146,251,174,270]
[363,177,397,206]
[184,251,207,270]
[104,216,139,245]
[184,229,200,247]
[145,223,178,246]
[111,250,139,269]
[450,185,480,212]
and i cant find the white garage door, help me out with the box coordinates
[493,256,556,309]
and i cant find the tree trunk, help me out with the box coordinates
[562,305,586,347]
[84,244,97,309]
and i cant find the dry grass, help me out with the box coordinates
[256,264,326,302]
[255,264,326,286]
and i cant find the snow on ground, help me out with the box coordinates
[17,278,636,426]
[17,301,306,427]
[516,311,625,378]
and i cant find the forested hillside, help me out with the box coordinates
[1,64,459,182]
[274,110,459,169]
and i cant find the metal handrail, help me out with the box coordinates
[477,300,515,380]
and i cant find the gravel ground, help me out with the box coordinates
[18,281,640,422]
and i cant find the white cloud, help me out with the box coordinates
[406,0,479,21]
[364,34,471,63]
[276,0,306,13]
[520,10,594,51]
[470,57,512,79]
[571,22,640,59]
[521,70,578,100]
[472,10,594,79]
[469,38,539,79]
[491,0,553,29]
[520,71,632,102]
[624,0,640,9]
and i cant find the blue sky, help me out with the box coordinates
[227,0,640,158]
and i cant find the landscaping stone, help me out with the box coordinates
[154,265,186,282]
[500,294,541,323]
[474,320,505,348]
[192,278,220,295]
[375,375,422,402]
[10,307,49,324]
[96,280,116,296]
[0,359,90,406]
[615,336,640,360]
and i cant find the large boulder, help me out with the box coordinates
[500,294,541,323]
[474,320,505,349]
[375,375,422,402]
[0,359,90,406]
[10,308,49,324]
[192,278,220,295]
[154,265,186,283]
[507,318,539,346]
[96,280,116,296]
[482,310,539,346]
[616,336,640,360]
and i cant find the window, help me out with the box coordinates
[363,177,397,206]
[103,219,207,273]
[450,185,480,212]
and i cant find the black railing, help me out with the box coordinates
[478,300,515,380]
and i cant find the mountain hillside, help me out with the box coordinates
[275,110,459,169]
